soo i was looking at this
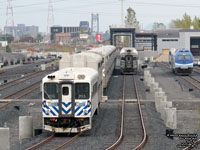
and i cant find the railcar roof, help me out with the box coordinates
[120,47,138,55]
[88,45,116,57]
[61,52,103,63]
[43,67,98,82]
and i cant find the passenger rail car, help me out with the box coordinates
[87,45,117,88]
[60,52,103,101]
[169,48,193,75]
[42,68,101,133]
[120,47,138,74]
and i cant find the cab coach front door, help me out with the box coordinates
[60,84,73,116]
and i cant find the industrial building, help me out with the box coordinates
[157,29,200,54]
[50,26,80,42]
[50,21,90,42]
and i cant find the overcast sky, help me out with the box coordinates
[0,0,200,32]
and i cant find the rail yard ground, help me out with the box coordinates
[0,62,200,149]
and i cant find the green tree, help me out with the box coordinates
[152,22,166,30]
[192,16,200,29]
[5,45,11,53]
[170,13,200,29]
[125,7,140,31]
[36,33,43,42]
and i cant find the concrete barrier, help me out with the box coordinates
[146,76,154,87]
[19,116,33,139]
[153,87,163,93]
[164,107,177,129]
[160,101,173,120]
[143,70,177,130]
[155,91,166,98]
[0,128,10,150]
[152,82,159,89]
[144,74,151,83]
[155,95,167,113]
[160,100,170,119]
[41,64,46,71]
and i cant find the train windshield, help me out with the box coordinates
[178,55,191,60]
[44,83,59,99]
[75,83,89,99]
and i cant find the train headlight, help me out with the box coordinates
[84,109,88,114]
[47,102,51,107]
[77,74,85,80]
[46,109,50,114]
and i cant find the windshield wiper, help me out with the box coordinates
[44,90,53,100]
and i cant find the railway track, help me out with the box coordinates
[2,80,40,99]
[0,81,41,111]
[105,75,147,150]
[25,133,81,150]
[0,71,50,110]
[0,101,12,111]
[160,62,200,90]
[183,139,200,150]
[181,76,200,90]
[159,62,200,150]
[0,71,44,92]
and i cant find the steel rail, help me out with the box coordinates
[0,71,44,91]
[2,81,41,99]
[159,63,200,149]
[0,101,12,111]
[160,62,200,90]
[25,134,55,150]
[193,68,200,74]
[0,72,29,77]
[0,81,40,111]
[17,83,40,99]
[181,76,200,90]
[183,139,200,150]
[105,75,125,150]
[54,133,81,150]
[133,76,148,150]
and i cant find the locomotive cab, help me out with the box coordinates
[120,48,138,74]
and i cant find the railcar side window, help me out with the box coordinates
[44,83,58,99]
[63,87,69,95]
[75,83,89,99]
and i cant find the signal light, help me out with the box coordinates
[77,118,84,122]
[50,118,57,122]
[87,100,91,107]
[47,75,55,80]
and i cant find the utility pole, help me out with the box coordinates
[47,0,54,41]
[121,0,124,26]
[5,0,15,39]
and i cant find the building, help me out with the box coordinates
[55,33,71,43]
[80,21,90,33]
[157,29,200,63]
[0,41,8,47]
[50,26,80,42]
[4,24,39,39]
